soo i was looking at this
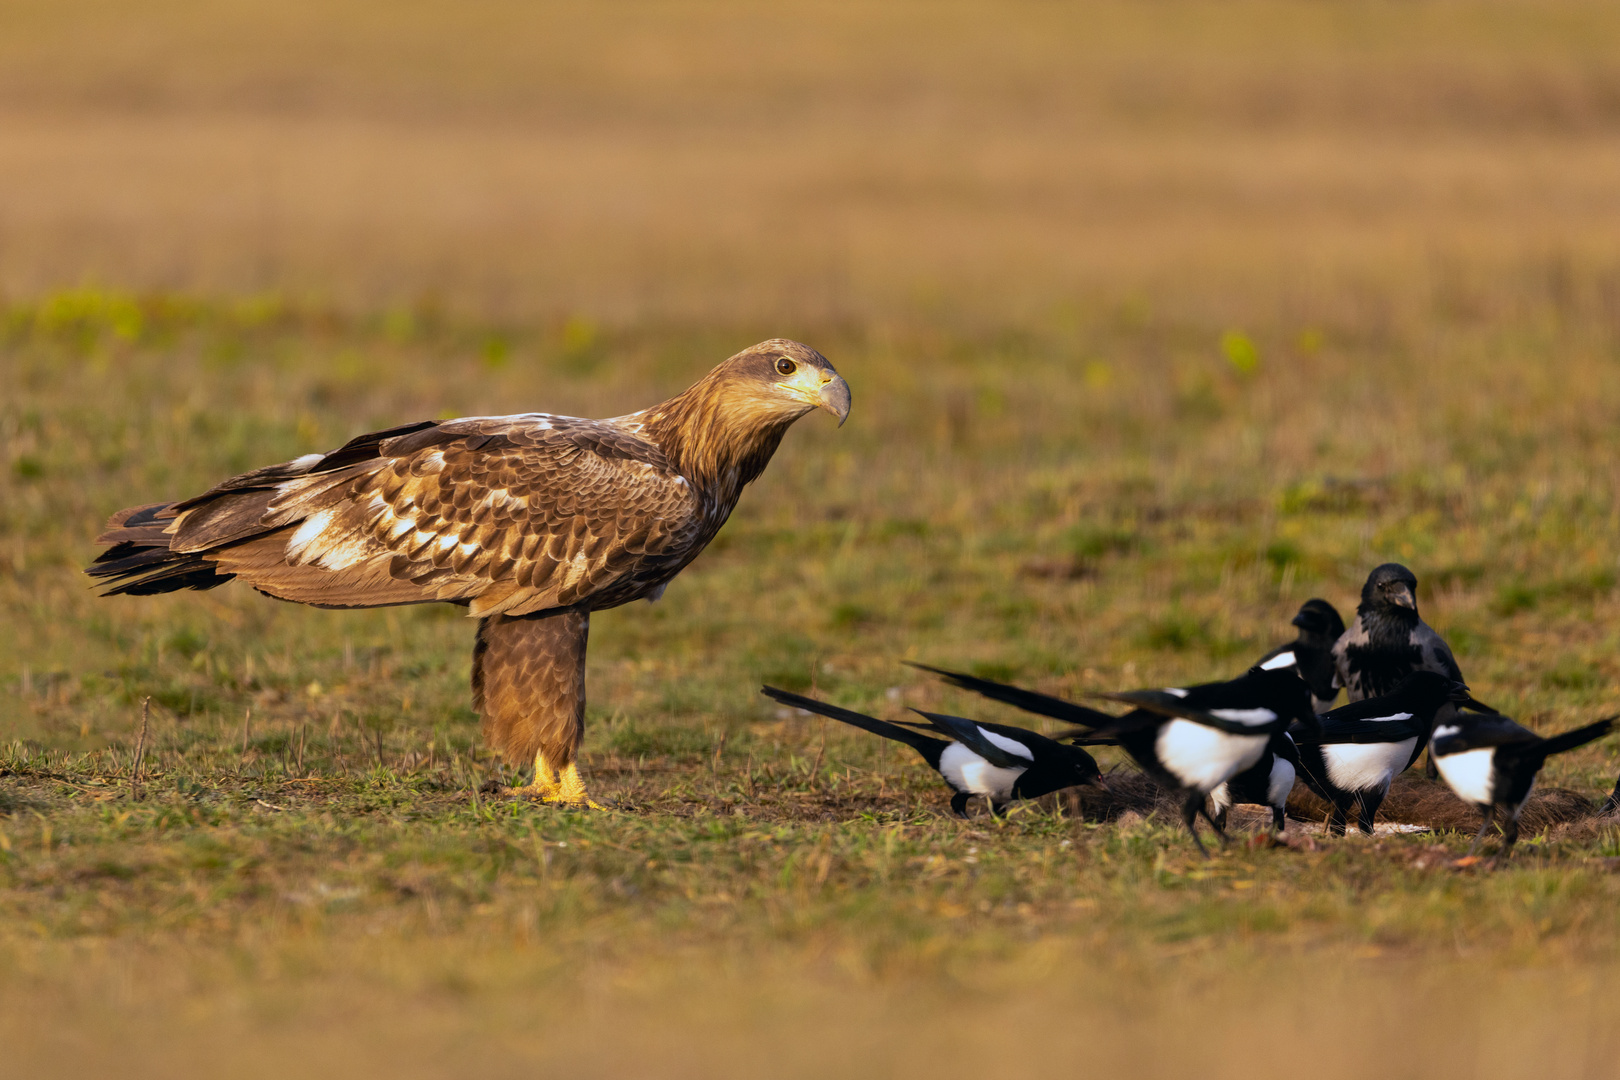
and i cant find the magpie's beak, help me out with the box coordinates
[1091,774,1110,793]
[818,373,852,426]
[1290,612,1310,629]
[1451,682,1495,712]
[1388,583,1417,610]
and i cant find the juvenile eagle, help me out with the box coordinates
[88,339,850,806]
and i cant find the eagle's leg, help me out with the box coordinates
[474,608,603,807]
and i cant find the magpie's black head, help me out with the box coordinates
[1290,598,1346,646]
[1249,665,1321,734]
[1066,745,1106,788]
[1360,563,1419,620]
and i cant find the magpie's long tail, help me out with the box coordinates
[760,687,948,758]
[906,663,1120,730]
[1600,772,1620,817]
[1537,717,1616,759]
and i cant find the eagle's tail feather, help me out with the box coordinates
[86,501,237,595]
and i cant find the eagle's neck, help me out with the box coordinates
[639,379,794,509]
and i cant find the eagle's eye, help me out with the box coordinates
[775,357,797,376]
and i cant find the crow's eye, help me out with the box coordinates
[775,357,797,376]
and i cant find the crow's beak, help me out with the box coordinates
[818,373,852,426]
[1389,583,1417,610]
[1451,683,1496,712]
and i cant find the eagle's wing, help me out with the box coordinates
[164,415,704,617]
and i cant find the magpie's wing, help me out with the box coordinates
[1296,715,1427,745]
[906,663,1127,730]
[909,710,1031,769]
[1092,689,1285,736]
[1430,712,1539,756]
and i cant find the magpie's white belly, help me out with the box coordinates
[1323,738,1416,793]
[1267,756,1297,807]
[1155,721,1268,792]
[939,742,1026,800]
[1435,747,1496,805]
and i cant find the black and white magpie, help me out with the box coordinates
[1430,709,1615,858]
[1255,598,1345,713]
[759,685,1105,817]
[1207,732,1299,835]
[911,663,1319,854]
[1289,670,1471,836]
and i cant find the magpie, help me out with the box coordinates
[1289,670,1472,837]
[1207,732,1299,835]
[759,686,1105,817]
[1255,598,1345,713]
[1430,709,1616,859]
[911,663,1319,855]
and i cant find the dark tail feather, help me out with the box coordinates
[1537,716,1616,759]
[760,686,947,758]
[905,662,1118,730]
[1600,772,1620,816]
[86,501,235,595]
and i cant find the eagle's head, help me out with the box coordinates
[709,339,851,427]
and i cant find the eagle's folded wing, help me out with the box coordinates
[152,415,704,617]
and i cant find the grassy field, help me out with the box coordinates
[8,1,1620,1076]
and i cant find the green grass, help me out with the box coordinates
[6,290,1620,1075]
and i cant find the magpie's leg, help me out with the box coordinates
[1198,804,1231,847]
[1497,813,1519,862]
[1465,806,1496,857]
[1423,749,1439,781]
[1328,802,1348,838]
[1357,789,1386,836]
[1182,791,1210,858]
[1271,805,1286,834]
[949,792,972,819]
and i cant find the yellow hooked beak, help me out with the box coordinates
[781,366,852,426]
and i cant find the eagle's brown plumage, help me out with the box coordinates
[88,339,851,804]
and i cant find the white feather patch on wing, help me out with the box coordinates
[1323,738,1415,793]
[1154,720,1268,792]
[1435,747,1496,805]
[979,729,1035,761]
[939,742,1026,800]
[286,508,337,563]
[1260,651,1297,671]
[1164,688,1190,698]
[1208,708,1278,726]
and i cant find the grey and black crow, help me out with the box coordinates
[1256,598,1345,713]
[760,686,1104,817]
[1332,564,1477,776]
[912,663,1319,855]
[1431,709,1615,859]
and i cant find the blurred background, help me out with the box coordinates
[7,4,1620,1077]
[4,0,1619,324]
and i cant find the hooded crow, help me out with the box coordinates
[1289,670,1472,836]
[911,663,1318,854]
[1255,598,1345,713]
[1430,710,1615,859]
[759,686,1104,817]
[1207,733,1299,835]
[1332,564,1476,777]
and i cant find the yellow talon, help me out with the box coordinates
[543,762,607,810]
[500,749,563,800]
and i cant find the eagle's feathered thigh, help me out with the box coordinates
[87,340,850,804]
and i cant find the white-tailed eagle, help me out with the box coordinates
[88,339,851,806]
